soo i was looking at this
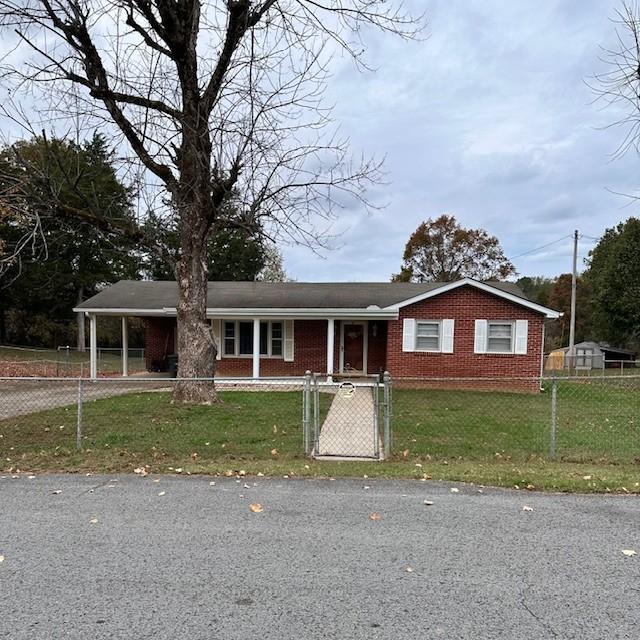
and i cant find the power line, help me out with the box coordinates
[509,234,572,260]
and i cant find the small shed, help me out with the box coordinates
[546,341,636,370]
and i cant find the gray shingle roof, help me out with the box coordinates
[76,279,530,310]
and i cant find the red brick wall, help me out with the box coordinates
[216,319,333,376]
[386,286,544,382]
[143,318,175,370]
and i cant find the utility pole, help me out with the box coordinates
[568,229,578,368]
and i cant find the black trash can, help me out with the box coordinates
[167,354,178,378]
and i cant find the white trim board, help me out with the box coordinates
[384,278,561,319]
[73,307,397,319]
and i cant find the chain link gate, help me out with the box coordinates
[303,371,392,460]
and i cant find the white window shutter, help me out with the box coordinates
[515,319,528,354]
[402,319,416,352]
[283,320,295,362]
[474,319,487,354]
[211,319,222,360]
[442,319,455,353]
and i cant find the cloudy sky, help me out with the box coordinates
[283,0,638,282]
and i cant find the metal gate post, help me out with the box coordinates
[303,370,312,455]
[76,378,84,451]
[313,373,320,453]
[383,371,392,458]
[550,377,557,459]
[372,382,380,459]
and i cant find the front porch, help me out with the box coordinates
[84,314,389,380]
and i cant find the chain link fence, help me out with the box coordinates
[0,373,638,469]
[0,345,146,377]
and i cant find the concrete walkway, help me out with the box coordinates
[315,386,380,459]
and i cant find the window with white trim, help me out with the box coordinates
[222,321,284,357]
[486,321,514,353]
[415,320,441,352]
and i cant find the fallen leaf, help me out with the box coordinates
[525,484,535,491]
[369,512,382,521]
[257,472,264,477]
[175,468,183,474]
[582,475,592,480]
[622,549,637,557]
[270,448,279,456]
[89,517,98,524]
[423,500,434,506]
[239,470,246,477]
[249,503,264,513]
[522,506,534,512]
[190,452,198,460]
[224,469,234,477]
[272,425,278,434]
[402,449,410,459]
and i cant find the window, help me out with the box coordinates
[487,322,513,353]
[415,321,441,352]
[222,321,284,357]
[224,321,235,356]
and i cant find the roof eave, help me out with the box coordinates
[73,306,399,319]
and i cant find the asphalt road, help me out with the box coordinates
[1,475,639,639]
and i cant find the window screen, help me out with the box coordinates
[487,322,513,353]
[415,321,440,351]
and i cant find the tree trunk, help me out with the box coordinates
[171,206,218,404]
[76,286,85,351]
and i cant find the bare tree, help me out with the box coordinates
[591,1,640,159]
[0,0,421,402]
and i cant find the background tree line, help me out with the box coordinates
[0,135,288,350]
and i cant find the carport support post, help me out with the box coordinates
[252,318,260,379]
[550,377,558,459]
[76,378,83,451]
[121,317,129,377]
[89,313,97,380]
[326,318,335,383]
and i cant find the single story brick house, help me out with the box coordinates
[75,278,560,387]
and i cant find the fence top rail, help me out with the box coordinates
[0,375,308,384]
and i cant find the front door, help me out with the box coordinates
[342,323,366,373]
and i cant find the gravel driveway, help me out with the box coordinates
[1,475,638,639]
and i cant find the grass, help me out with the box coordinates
[0,345,145,374]
[2,381,640,493]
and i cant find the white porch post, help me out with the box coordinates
[89,313,97,379]
[327,318,335,382]
[253,318,261,379]
[121,317,129,377]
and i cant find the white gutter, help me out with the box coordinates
[73,306,399,319]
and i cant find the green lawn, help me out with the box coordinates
[1,381,639,493]
[0,345,145,374]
